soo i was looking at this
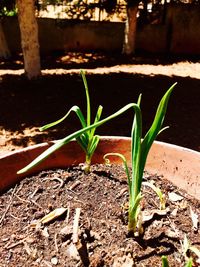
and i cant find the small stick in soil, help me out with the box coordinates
[29,186,40,198]
[5,235,29,250]
[65,206,70,224]
[14,194,31,204]
[54,233,59,252]
[30,199,44,210]
[0,185,17,225]
[72,208,81,244]
[72,208,90,267]
[70,180,81,191]
[43,177,64,189]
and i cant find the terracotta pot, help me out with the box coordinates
[0,136,200,200]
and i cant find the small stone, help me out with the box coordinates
[51,257,58,265]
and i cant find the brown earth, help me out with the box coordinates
[0,164,200,266]
[0,52,200,156]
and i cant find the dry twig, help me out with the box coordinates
[72,208,81,244]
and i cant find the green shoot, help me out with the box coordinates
[17,102,136,174]
[104,83,176,235]
[184,258,193,267]
[161,256,193,267]
[40,69,102,173]
[143,181,166,210]
[161,256,169,267]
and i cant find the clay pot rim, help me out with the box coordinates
[1,136,199,158]
[0,136,200,200]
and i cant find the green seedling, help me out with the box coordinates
[39,70,102,173]
[104,83,176,235]
[17,102,137,174]
[143,181,166,210]
[161,256,169,267]
[161,256,193,267]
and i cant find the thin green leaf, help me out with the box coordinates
[80,69,91,127]
[131,94,142,175]
[143,181,166,210]
[140,83,176,179]
[17,103,136,174]
[40,105,86,131]
[128,192,143,233]
[129,192,142,217]
[104,153,131,191]
[87,135,100,158]
[158,126,170,135]
[184,258,193,267]
[89,105,103,139]
[130,101,142,200]
[161,256,169,267]
[76,135,88,152]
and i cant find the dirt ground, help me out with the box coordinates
[1,164,200,266]
[0,52,200,155]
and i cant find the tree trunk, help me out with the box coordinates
[122,4,138,55]
[0,21,11,59]
[16,0,41,79]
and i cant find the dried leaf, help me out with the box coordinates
[168,192,184,202]
[142,208,168,223]
[40,207,67,224]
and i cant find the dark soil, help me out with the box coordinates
[0,52,200,156]
[0,164,200,266]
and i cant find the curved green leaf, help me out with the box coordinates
[17,103,136,174]
[140,83,176,179]
[80,69,91,127]
[40,105,86,131]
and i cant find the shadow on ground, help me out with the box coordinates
[1,52,200,70]
[0,72,199,152]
